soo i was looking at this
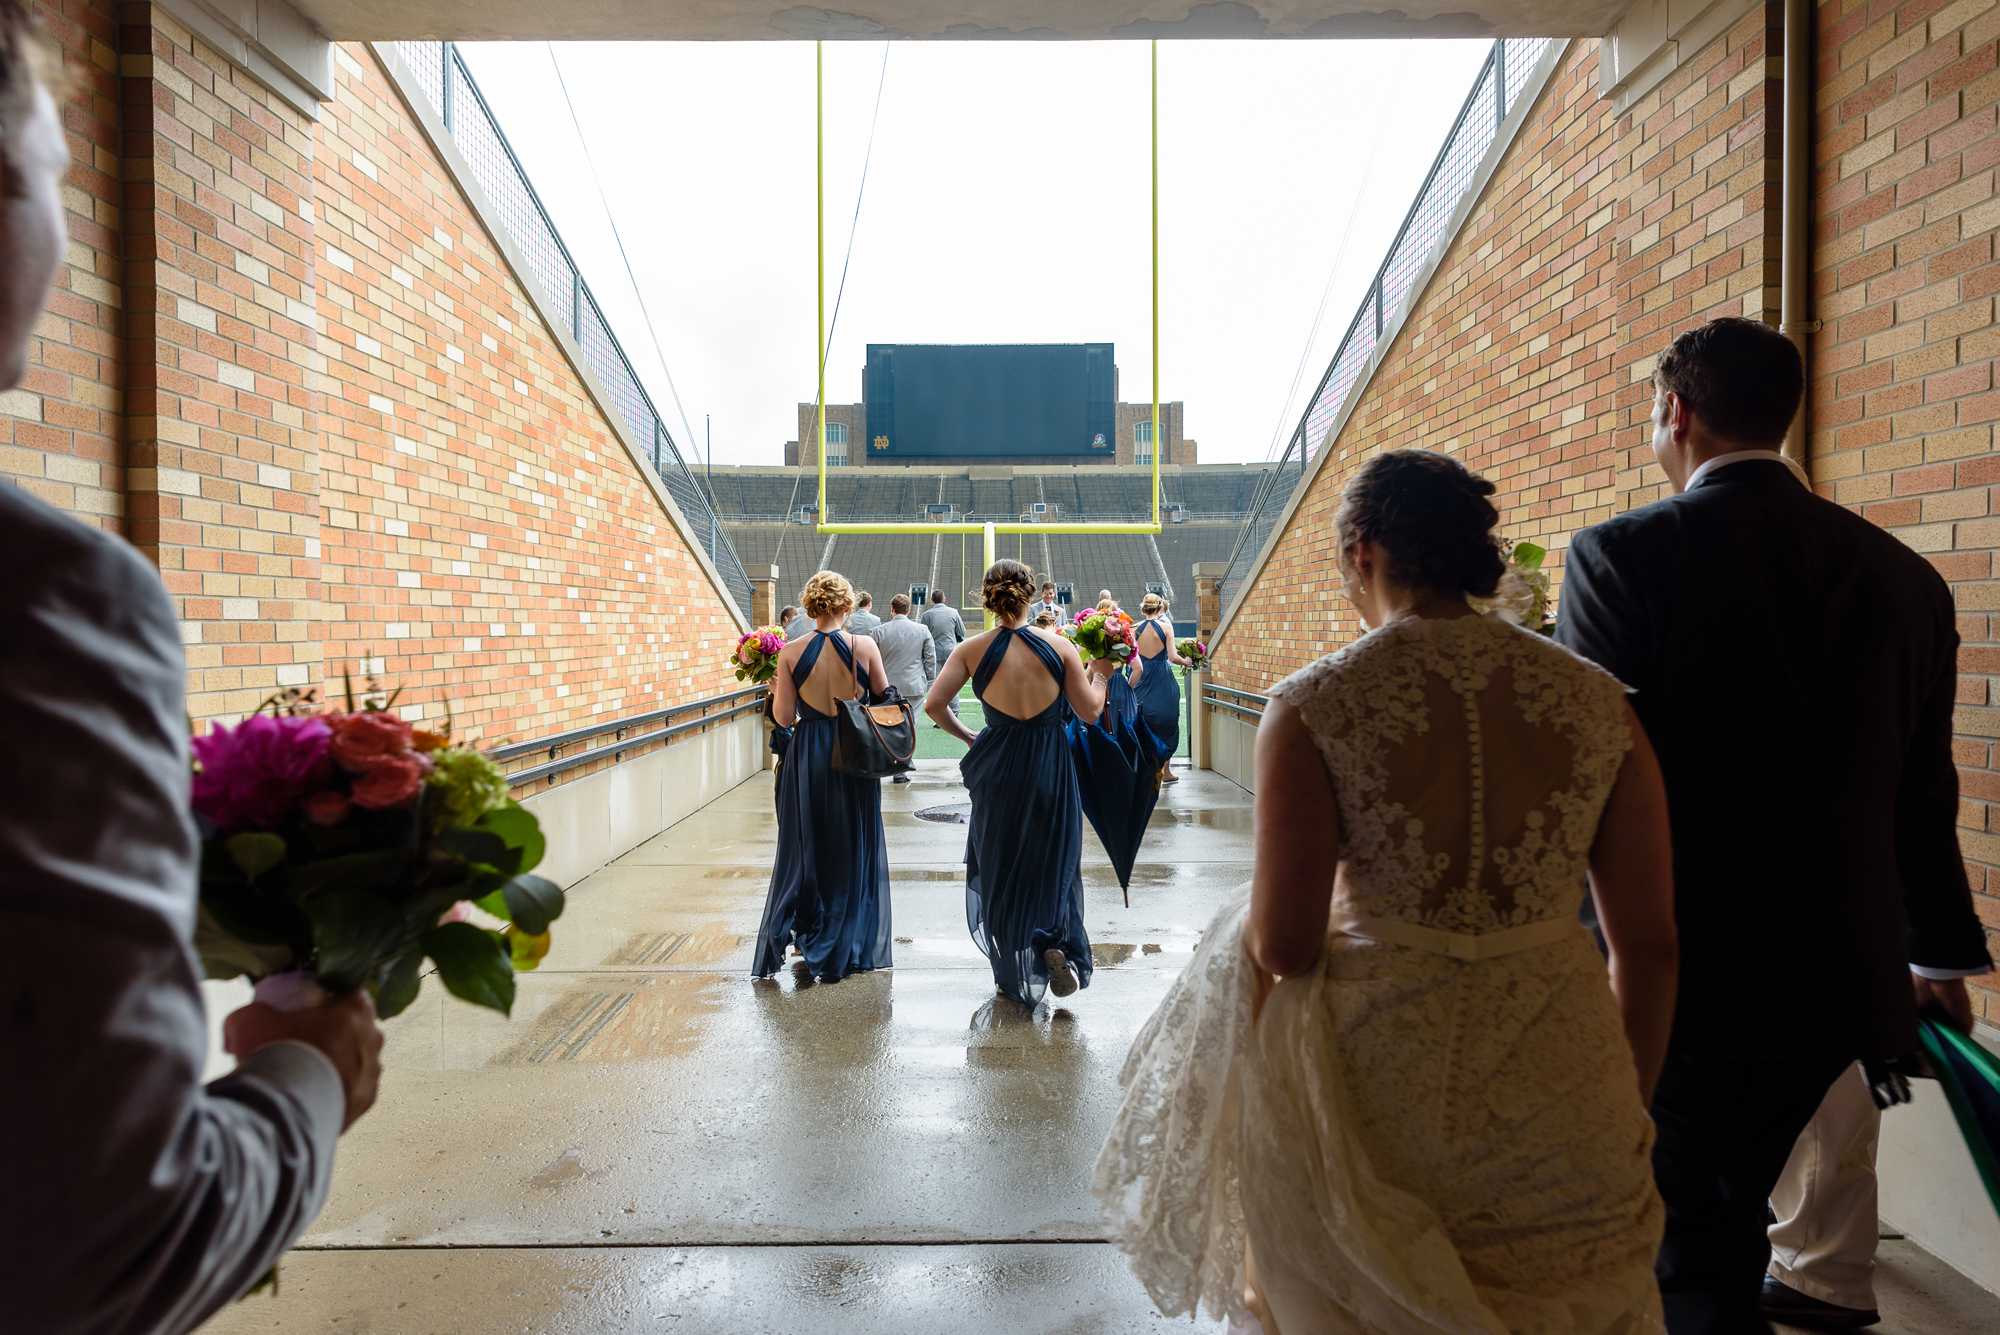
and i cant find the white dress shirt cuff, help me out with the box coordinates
[1911,963,1995,980]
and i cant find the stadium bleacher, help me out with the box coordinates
[708,463,1273,624]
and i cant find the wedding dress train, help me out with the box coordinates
[1094,616,1665,1334]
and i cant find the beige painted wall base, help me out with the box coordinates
[1879,1024,2000,1293]
[1211,710,1257,793]
[520,714,763,890]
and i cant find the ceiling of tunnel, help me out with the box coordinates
[290,0,1633,42]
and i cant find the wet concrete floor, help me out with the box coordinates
[200,760,1245,1333]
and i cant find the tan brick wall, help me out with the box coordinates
[0,2,123,523]
[119,5,324,723]
[1809,0,2000,961]
[312,44,742,755]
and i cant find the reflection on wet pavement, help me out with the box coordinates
[197,761,1251,1333]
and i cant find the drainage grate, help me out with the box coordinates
[914,803,973,824]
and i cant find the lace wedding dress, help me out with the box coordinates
[1094,615,1665,1334]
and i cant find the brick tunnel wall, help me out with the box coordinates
[1,3,745,778]
[1211,3,1999,1012]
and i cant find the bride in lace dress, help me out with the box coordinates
[1095,450,1679,1334]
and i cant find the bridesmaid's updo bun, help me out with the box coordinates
[800,569,854,619]
[1336,449,1505,599]
[982,559,1035,618]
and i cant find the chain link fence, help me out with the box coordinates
[1218,37,1552,620]
[395,42,753,619]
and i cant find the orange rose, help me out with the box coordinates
[348,751,432,809]
[302,789,352,825]
[328,710,416,772]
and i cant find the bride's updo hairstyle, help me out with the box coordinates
[1336,449,1505,599]
[800,569,854,619]
[982,559,1035,619]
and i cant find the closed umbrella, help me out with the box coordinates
[1915,1016,2000,1217]
[1069,710,1164,904]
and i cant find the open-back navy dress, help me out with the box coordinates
[1131,615,1179,761]
[961,627,1092,1006]
[751,630,893,983]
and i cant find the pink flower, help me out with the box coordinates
[328,710,416,772]
[349,751,433,809]
[190,713,333,833]
[737,642,759,666]
[302,790,352,825]
[436,900,474,927]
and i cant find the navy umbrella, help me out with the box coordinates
[1916,1016,2000,1217]
[1068,710,1165,904]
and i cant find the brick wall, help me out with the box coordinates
[0,6,750,792]
[1809,0,2000,961]
[0,2,122,524]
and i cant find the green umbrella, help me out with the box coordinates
[1915,1016,2000,1217]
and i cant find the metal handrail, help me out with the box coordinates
[1217,37,1552,619]
[488,685,766,762]
[503,692,768,787]
[1203,683,1267,705]
[1208,698,1265,723]
[393,41,754,620]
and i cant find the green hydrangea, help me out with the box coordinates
[426,746,511,828]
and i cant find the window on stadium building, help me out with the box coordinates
[1133,419,1154,464]
[825,422,848,466]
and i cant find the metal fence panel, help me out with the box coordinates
[393,42,753,619]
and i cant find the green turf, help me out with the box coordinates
[913,676,1195,762]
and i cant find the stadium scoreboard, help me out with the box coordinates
[863,344,1116,459]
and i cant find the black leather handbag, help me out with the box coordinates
[832,684,917,779]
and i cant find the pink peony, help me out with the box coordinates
[190,713,333,832]
[348,750,432,809]
[436,900,474,927]
[328,710,416,772]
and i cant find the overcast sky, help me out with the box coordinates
[456,39,1494,468]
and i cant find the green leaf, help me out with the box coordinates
[477,802,545,874]
[500,874,564,936]
[287,848,411,901]
[225,832,288,881]
[1512,541,1547,571]
[471,887,509,919]
[506,925,551,971]
[419,922,515,1016]
[304,890,408,993]
[372,946,425,1019]
[435,825,519,876]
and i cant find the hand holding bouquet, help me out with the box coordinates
[731,625,788,684]
[191,682,562,1020]
[1469,539,1553,635]
[1177,638,1209,672]
[1064,608,1139,670]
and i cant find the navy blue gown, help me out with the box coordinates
[751,631,893,983]
[1131,615,1180,761]
[1106,661,1139,728]
[961,628,1092,1007]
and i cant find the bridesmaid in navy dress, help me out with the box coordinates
[752,571,895,984]
[1096,595,1140,729]
[1128,592,1189,784]
[926,560,1115,1006]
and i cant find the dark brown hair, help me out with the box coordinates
[1335,449,1504,599]
[982,559,1034,618]
[1654,317,1802,446]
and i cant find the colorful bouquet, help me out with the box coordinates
[190,680,561,1019]
[1470,539,1553,635]
[1065,607,1139,664]
[1177,638,1209,672]
[731,625,788,684]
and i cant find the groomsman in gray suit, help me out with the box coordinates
[847,591,882,635]
[920,590,968,724]
[0,25,383,1331]
[871,595,935,782]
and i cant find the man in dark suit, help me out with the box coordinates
[1556,318,1992,1335]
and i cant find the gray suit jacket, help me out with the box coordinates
[785,613,814,642]
[919,603,968,665]
[870,615,937,701]
[0,486,345,1335]
[847,608,882,635]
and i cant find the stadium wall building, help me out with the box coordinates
[786,401,1197,469]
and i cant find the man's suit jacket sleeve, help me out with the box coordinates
[922,631,937,681]
[0,490,345,1335]
[1898,601,1993,973]
[1554,524,1652,692]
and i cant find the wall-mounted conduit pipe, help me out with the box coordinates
[1781,0,1819,481]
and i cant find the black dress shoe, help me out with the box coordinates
[1757,1277,1879,1329]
